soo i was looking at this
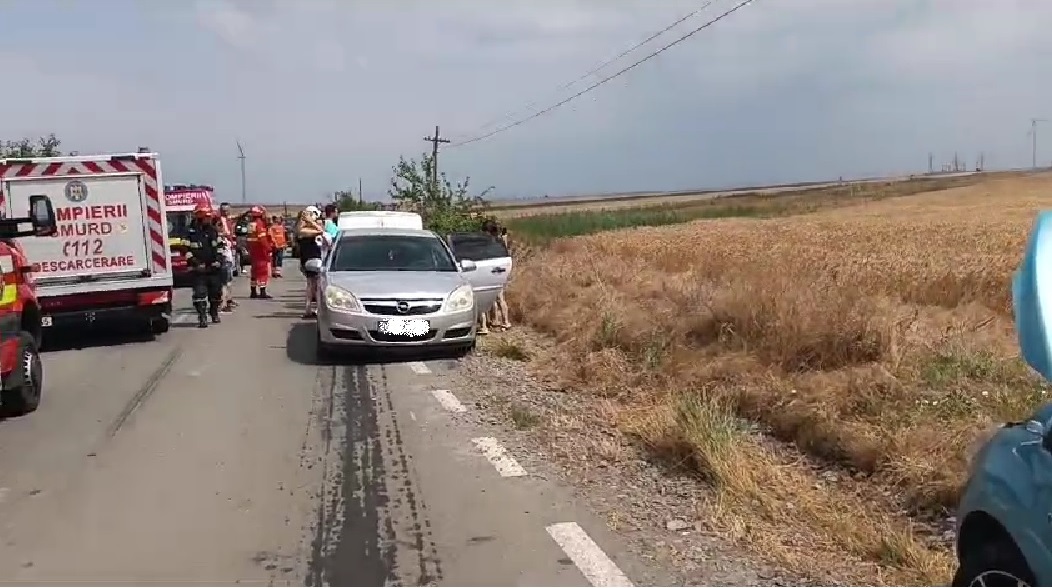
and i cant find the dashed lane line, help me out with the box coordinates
[429,389,466,413]
[471,437,527,477]
[546,522,634,587]
[408,361,431,374]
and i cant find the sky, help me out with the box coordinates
[1,0,1051,204]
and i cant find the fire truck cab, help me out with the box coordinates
[0,194,58,416]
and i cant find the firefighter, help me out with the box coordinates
[185,203,225,328]
[268,215,287,278]
[245,205,273,299]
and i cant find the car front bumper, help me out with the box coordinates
[318,304,476,347]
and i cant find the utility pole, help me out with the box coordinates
[359,177,363,204]
[927,152,933,174]
[236,140,247,204]
[422,125,450,193]
[1031,118,1047,169]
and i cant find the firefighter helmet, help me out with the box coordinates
[193,203,215,219]
[249,205,265,218]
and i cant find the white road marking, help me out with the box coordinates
[430,389,466,413]
[172,312,195,324]
[0,487,8,503]
[408,361,431,374]
[410,411,417,421]
[471,437,527,477]
[546,522,633,587]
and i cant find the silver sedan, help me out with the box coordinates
[315,228,483,359]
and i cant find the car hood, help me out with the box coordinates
[326,270,469,299]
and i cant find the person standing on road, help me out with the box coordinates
[323,204,340,244]
[479,221,511,332]
[295,208,325,318]
[216,202,237,312]
[268,215,287,278]
[245,206,274,299]
[185,203,226,328]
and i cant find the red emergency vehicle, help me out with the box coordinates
[0,194,58,416]
[165,184,217,282]
[0,152,174,336]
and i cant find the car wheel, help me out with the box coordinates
[316,328,337,363]
[151,317,170,336]
[1,331,42,417]
[953,536,1035,587]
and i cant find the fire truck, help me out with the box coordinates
[0,194,58,416]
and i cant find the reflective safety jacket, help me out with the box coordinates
[185,222,225,269]
[268,223,287,249]
[246,220,273,255]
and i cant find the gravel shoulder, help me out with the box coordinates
[433,330,817,587]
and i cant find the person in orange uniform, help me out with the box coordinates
[268,215,287,278]
[245,206,273,299]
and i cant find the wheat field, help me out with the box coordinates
[504,172,1052,585]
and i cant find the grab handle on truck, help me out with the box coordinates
[0,195,57,239]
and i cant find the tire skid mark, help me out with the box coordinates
[306,362,443,586]
[305,365,338,587]
[106,346,183,438]
[307,364,395,586]
[377,365,442,585]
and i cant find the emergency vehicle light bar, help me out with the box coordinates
[111,154,148,162]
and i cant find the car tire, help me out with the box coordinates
[953,535,1036,587]
[316,328,337,363]
[1,331,43,417]
[151,317,170,336]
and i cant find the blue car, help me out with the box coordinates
[954,210,1052,586]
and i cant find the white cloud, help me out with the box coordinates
[3,0,1052,201]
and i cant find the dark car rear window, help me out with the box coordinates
[448,233,509,261]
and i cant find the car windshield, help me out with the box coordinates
[330,234,458,272]
[448,232,509,261]
[167,211,192,239]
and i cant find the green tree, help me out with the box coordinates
[335,189,380,212]
[1,133,62,157]
[388,152,492,233]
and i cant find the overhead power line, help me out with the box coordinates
[448,0,754,149]
[467,1,718,136]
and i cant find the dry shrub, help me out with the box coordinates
[506,173,1052,583]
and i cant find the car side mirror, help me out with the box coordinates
[29,195,57,236]
[1014,210,1052,380]
[459,259,477,272]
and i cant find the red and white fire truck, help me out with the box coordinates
[0,151,174,337]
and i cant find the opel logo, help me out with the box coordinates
[396,301,410,314]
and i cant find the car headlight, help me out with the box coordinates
[324,285,361,312]
[443,284,474,313]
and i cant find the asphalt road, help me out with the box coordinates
[0,267,663,586]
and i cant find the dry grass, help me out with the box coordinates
[505,172,1052,585]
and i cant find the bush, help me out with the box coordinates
[388,153,491,233]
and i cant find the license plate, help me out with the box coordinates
[41,316,52,327]
[378,318,429,336]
